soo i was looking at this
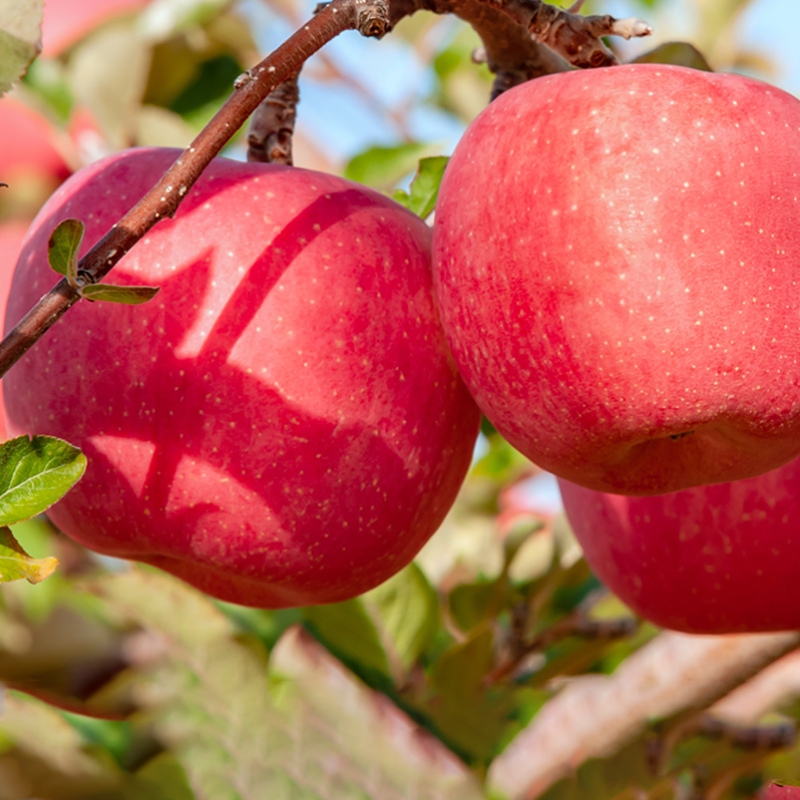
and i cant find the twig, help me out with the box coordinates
[486,613,638,684]
[490,1,646,73]
[0,0,390,380]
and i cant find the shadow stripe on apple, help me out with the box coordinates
[558,452,800,633]
[433,63,800,495]
[3,148,481,608]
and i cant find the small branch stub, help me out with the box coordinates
[356,0,391,38]
[247,71,301,165]
[526,2,652,68]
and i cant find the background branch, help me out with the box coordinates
[487,631,800,800]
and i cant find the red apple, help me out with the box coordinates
[0,97,71,189]
[764,784,800,799]
[0,222,29,442]
[41,0,151,57]
[3,147,480,607]
[558,453,800,633]
[433,64,800,496]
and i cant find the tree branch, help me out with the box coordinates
[0,0,390,379]
[0,0,648,379]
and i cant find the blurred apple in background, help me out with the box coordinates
[764,784,800,799]
[0,222,29,441]
[41,0,152,57]
[0,96,72,219]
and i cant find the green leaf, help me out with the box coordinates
[631,42,713,71]
[363,562,439,671]
[80,283,160,304]
[449,580,500,632]
[91,568,482,800]
[0,525,57,584]
[345,142,440,190]
[0,0,44,96]
[60,713,133,766]
[135,754,195,800]
[0,435,87,526]
[424,627,517,762]
[302,598,392,682]
[47,219,84,281]
[392,156,449,219]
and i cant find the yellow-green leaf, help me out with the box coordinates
[0,526,57,584]
[80,283,160,304]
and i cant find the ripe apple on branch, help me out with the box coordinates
[3,147,480,606]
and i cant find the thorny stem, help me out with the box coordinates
[0,0,390,379]
[0,0,648,379]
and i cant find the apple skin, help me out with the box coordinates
[0,97,71,188]
[41,0,151,56]
[433,63,800,496]
[3,147,481,608]
[557,453,800,633]
[0,223,29,442]
[764,785,800,799]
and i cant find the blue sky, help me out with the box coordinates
[239,0,800,167]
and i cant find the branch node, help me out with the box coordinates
[356,0,391,38]
[233,70,255,90]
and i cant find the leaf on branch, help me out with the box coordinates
[632,42,713,71]
[80,284,160,304]
[0,435,87,526]
[0,526,57,584]
[0,0,44,96]
[392,156,449,220]
[363,562,440,672]
[421,626,517,762]
[48,219,84,282]
[345,142,441,190]
[302,598,394,683]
